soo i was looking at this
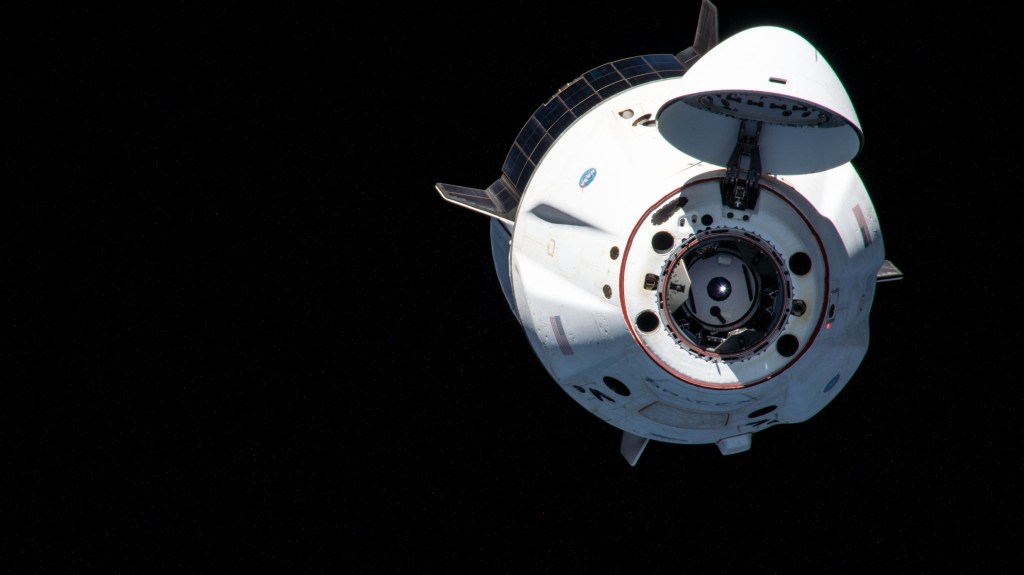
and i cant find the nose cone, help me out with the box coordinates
[657,26,862,175]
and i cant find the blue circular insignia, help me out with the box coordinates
[579,168,597,188]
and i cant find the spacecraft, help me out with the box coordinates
[436,0,901,464]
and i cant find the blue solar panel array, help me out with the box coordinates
[501,54,686,195]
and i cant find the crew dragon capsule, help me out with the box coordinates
[436,0,902,465]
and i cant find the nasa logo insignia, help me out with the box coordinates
[578,167,597,189]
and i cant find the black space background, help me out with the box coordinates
[7,1,1024,572]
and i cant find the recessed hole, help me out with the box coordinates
[652,231,674,252]
[769,77,788,84]
[610,246,620,260]
[619,109,635,119]
[776,334,799,357]
[748,405,777,418]
[789,252,812,275]
[701,214,713,226]
[636,310,660,332]
[603,376,631,396]
[828,303,836,319]
[632,113,652,126]
[602,285,612,299]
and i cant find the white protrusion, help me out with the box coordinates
[620,431,650,466]
[716,433,753,455]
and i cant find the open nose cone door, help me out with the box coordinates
[658,26,863,176]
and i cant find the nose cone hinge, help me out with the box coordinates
[720,119,762,210]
